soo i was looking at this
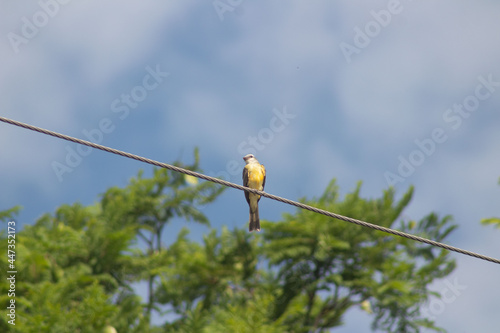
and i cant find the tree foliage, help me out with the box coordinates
[261,181,455,333]
[1,151,457,332]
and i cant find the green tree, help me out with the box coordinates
[148,180,456,332]
[157,227,286,332]
[1,202,143,333]
[1,156,457,332]
[261,180,456,332]
[100,147,224,320]
[0,149,224,332]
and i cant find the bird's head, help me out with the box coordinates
[243,154,258,164]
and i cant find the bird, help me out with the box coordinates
[242,154,266,232]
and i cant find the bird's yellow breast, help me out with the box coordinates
[246,164,265,190]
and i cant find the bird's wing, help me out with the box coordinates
[261,164,266,190]
[242,165,250,204]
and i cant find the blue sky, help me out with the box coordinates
[2,1,500,331]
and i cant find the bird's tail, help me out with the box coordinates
[249,205,260,232]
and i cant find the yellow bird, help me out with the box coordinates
[242,154,266,232]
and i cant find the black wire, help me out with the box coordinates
[1,115,499,265]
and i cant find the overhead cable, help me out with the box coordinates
[1,116,499,265]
